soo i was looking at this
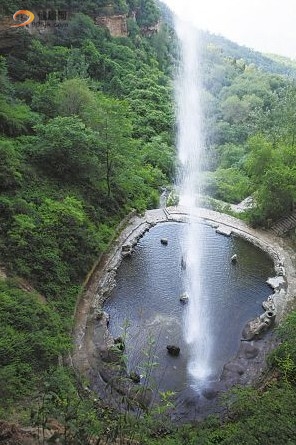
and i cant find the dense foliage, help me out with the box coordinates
[2,0,139,16]
[196,34,296,225]
[0,2,173,306]
[1,0,296,442]
[0,0,174,424]
[0,280,69,408]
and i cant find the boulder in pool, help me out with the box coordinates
[180,292,189,304]
[242,310,276,341]
[167,345,180,356]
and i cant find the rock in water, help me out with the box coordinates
[231,254,237,263]
[242,310,276,341]
[161,238,168,245]
[180,292,189,303]
[167,345,180,356]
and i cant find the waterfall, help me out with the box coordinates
[175,18,212,384]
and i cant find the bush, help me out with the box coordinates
[0,280,69,405]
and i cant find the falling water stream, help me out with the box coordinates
[103,17,275,415]
[175,19,212,385]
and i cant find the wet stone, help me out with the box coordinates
[166,345,180,356]
[224,363,245,375]
[242,343,259,360]
[202,386,220,400]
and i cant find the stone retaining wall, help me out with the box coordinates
[71,206,296,410]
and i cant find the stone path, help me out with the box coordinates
[270,210,296,236]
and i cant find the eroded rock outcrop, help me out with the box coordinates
[122,243,133,257]
[95,14,128,37]
[242,309,276,341]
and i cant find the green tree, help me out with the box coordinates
[0,139,22,192]
[253,165,296,221]
[26,40,70,81]
[34,115,99,183]
[83,92,133,198]
[0,96,37,136]
[0,281,68,404]
[218,143,246,168]
[31,73,60,118]
[245,134,274,184]
[136,0,160,27]
[141,135,175,179]
[57,78,95,117]
[0,56,12,96]
[59,13,104,47]
[64,48,89,80]
[204,167,250,203]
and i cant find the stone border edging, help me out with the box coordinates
[167,206,295,322]
[71,206,296,401]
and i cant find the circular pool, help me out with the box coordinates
[103,222,274,396]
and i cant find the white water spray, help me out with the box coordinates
[175,19,212,384]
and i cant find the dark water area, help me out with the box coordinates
[103,222,274,401]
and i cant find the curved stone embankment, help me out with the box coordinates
[71,206,296,405]
[168,206,296,321]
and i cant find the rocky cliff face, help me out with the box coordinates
[0,9,128,44]
[0,7,159,50]
[95,14,128,37]
[141,21,161,36]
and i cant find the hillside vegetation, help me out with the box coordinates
[0,0,296,443]
[0,0,175,423]
[199,34,296,226]
[161,0,296,225]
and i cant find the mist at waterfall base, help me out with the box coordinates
[175,18,211,386]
